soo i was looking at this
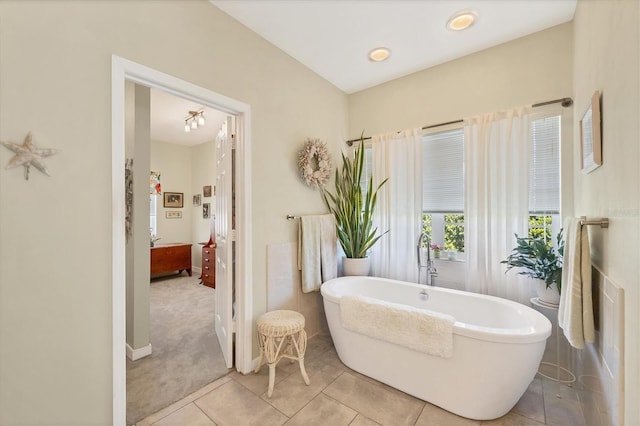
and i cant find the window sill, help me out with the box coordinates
[434,257,465,263]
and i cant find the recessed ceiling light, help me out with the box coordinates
[447,10,477,31]
[368,47,391,62]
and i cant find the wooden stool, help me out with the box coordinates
[254,310,310,397]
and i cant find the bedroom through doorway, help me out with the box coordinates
[125,86,233,424]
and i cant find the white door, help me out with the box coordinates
[215,117,235,368]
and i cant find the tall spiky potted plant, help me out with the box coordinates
[321,139,388,275]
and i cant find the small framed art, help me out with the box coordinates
[164,192,184,208]
[166,211,182,219]
[580,90,602,174]
[203,185,212,197]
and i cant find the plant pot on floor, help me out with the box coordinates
[343,257,370,276]
[535,279,560,306]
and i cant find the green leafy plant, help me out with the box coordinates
[321,138,388,258]
[501,229,565,292]
[444,214,465,252]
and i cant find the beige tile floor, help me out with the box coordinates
[136,333,587,426]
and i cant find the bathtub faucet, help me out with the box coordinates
[417,232,438,286]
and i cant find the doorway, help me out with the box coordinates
[111,56,253,425]
[125,86,231,424]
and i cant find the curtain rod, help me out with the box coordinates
[345,96,574,146]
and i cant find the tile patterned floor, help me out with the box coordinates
[136,333,587,426]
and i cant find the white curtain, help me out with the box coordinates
[464,107,533,304]
[370,129,423,282]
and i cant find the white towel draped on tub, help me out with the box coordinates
[558,217,595,349]
[298,214,337,293]
[340,295,455,358]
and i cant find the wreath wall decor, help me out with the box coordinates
[298,138,332,187]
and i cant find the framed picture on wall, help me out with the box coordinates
[203,185,212,197]
[166,211,182,219]
[203,203,210,219]
[164,192,184,208]
[193,194,201,206]
[580,90,602,174]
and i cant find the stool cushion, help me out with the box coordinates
[257,310,305,337]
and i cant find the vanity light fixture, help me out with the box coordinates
[368,47,391,62]
[446,10,477,31]
[184,110,205,133]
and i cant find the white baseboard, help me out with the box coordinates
[126,343,152,361]
[192,266,202,275]
[248,356,261,374]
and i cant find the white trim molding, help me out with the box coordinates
[126,343,152,361]
[111,56,127,426]
[251,356,262,373]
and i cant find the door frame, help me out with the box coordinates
[111,55,253,424]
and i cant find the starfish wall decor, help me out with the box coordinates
[0,132,61,180]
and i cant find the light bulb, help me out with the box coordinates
[198,113,205,126]
[184,122,191,132]
[368,47,391,62]
[191,120,198,129]
[447,11,477,31]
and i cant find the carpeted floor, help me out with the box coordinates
[126,274,230,425]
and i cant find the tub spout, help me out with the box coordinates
[417,233,438,286]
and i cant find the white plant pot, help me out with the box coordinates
[535,279,560,306]
[343,257,370,276]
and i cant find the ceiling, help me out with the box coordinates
[211,0,577,94]
[152,1,576,146]
[150,88,227,147]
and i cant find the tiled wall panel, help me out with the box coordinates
[267,242,327,338]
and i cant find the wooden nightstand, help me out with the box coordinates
[200,237,216,288]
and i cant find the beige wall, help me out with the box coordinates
[348,23,573,139]
[0,1,347,423]
[572,1,640,424]
[151,140,195,246]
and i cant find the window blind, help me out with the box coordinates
[422,129,464,212]
[530,115,561,214]
[362,146,373,189]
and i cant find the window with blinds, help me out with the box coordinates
[529,114,561,214]
[422,128,465,254]
[423,128,464,213]
[365,112,561,255]
[528,113,561,245]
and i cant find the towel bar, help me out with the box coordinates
[286,215,299,220]
[579,216,609,228]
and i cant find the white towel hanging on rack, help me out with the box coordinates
[298,214,337,293]
[558,217,595,349]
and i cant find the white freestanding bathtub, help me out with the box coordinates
[321,276,551,420]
